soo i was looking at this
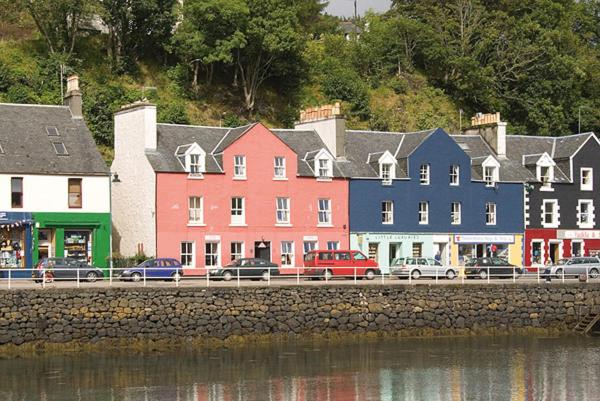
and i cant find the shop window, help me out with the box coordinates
[11,177,23,208]
[412,243,423,257]
[64,231,91,263]
[180,242,194,267]
[68,178,82,208]
[572,241,583,257]
[531,241,543,265]
[0,225,26,268]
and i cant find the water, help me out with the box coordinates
[1,335,599,401]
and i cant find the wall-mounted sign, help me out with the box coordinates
[204,235,221,241]
[453,234,515,244]
[557,230,600,240]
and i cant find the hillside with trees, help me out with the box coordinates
[0,0,598,162]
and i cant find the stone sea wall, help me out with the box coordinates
[1,284,600,348]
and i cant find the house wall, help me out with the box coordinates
[155,124,349,272]
[111,105,157,257]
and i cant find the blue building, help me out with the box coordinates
[344,128,525,272]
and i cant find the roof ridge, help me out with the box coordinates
[0,103,69,110]
[157,122,231,129]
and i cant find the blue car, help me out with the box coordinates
[119,258,183,282]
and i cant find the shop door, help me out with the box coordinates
[549,242,560,264]
[389,243,401,265]
[254,241,271,262]
[434,243,448,264]
[368,243,379,263]
[476,244,485,258]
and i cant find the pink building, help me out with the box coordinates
[111,103,349,274]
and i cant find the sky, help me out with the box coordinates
[324,0,392,17]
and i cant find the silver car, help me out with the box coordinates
[543,257,600,279]
[390,257,457,280]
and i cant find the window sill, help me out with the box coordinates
[540,185,554,192]
[450,183,460,187]
[317,224,333,228]
[187,174,204,180]
[485,223,497,226]
[418,222,429,225]
[451,222,461,226]
[187,223,206,227]
[233,177,247,181]
[317,177,333,182]
[229,223,248,227]
[273,177,288,181]
[581,187,593,191]
[381,181,392,186]
[382,222,394,225]
[578,224,594,229]
[275,223,292,227]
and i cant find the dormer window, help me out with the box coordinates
[312,149,334,179]
[377,151,397,186]
[482,156,500,188]
[419,164,430,185]
[176,143,206,177]
[535,153,555,188]
[539,166,551,184]
[189,153,203,174]
[318,159,330,178]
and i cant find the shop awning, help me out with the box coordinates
[0,219,33,229]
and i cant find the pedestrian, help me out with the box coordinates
[434,251,441,263]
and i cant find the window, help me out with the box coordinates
[276,197,290,224]
[578,200,594,228]
[205,242,220,267]
[281,241,294,266]
[542,200,558,227]
[352,251,367,260]
[231,197,245,225]
[180,242,194,267]
[52,142,68,156]
[318,158,332,178]
[303,241,317,256]
[188,196,203,224]
[46,126,59,136]
[327,241,339,250]
[68,178,82,208]
[234,155,246,178]
[11,177,23,208]
[189,153,203,174]
[419,164,430,185]
[318,199,332,225]
[418,201,429,224]
[230,242,243,262]
[274,157,286,178]
[450,165,459,186]
[451,202,461,225]
[486,202,497,225]
[539,166,551,184]
[382,201,393,224]
[581,168,593,191]
[380,163,393,185]
[484,166,497,187]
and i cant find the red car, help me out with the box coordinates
[303,250,380,280]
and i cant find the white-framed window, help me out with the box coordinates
[486,202,496,225]
[418,201,429,224]
[539,166,551,185]
[276,197,290,224]
[230,242,244,262]
[449,165,459,186]
[419,164,430,185]
[451,202,461,225]
[180,241,195,267]
[274,156,286,179]
[380,163,393,185]
[318,198,332,225]
[303,241,317,256]
[327,241,339,250]
[281,241,294,266]
[382,201,393,224]
[233,155,246,178]
[581,168,593,191]
[188,196,203,224]
[318,158,332,178]
[205,242,220,267]
[578,200,594,228]
[189,153,204,174]
[231,197,245,225]
[542,200,559,227]
[484,166,497,187]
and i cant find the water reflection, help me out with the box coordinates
[0,336,599,401]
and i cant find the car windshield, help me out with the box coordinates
[557,259,570,265]
[390,258,405,266]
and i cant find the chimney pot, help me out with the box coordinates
[66,75,80,93]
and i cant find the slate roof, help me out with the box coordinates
[0,103,108,175]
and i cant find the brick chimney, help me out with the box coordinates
[295,102,346,158]
[463,112,507,158]
[64,75,83,118]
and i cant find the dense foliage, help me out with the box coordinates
[0,0,598,159]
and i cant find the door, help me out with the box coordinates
[254,241,271,262]
[389,243,402,266]
[434,243,448,265]
[549,242,560,264]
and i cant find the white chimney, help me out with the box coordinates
[63,75,83,118]
[464,112,506,158]
[114,102,157,153]
[294,102,346,158]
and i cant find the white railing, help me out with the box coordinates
[0,265,597,289]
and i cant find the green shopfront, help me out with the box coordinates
[32,212,111,271]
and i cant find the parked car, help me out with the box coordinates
[542,257,600,279]
[464,257,522,279]
[390,257,457,280]
[32,258,104,282]
[209,258,279,281]
[303,250,380,280]
[119,258,183,282]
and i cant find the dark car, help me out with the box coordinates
[119,258,183,282]
[33,257,104,282]
[464,257,522,279]
[209,258,279,281]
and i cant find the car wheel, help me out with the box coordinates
[445,270,456,280]
[364,269,376,280]
[555,268,563,278]
[86,271,98,283]
[171,272,181,282]
[222,271,233,281]
[324,269,333,281]
[261,270,270,281]
[479,270,488,280]
[589,269,599,279]
[131,272,142,282]
[411,270,421,280]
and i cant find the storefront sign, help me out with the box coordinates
[361,234,423,241]
[453,234,515,244]
[557,230,600,240]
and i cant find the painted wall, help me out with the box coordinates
[524,228,600,268]
[111,105,157,257]
[349,129,524,234]
[0,174,109,213]
[155,124,349,271]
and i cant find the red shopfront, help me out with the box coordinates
[525,229,600,270]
